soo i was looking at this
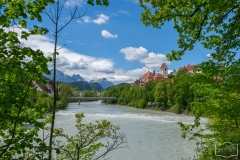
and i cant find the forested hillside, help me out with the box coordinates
[70,81,104,91]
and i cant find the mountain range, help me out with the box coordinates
[89,78,115,89]
[44,69,115,90]
[44,69,84,83]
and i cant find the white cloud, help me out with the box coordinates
[108,67,149,84]
[66,40,73,43]
[64,0,84,7]
[140,52,170,69]
[15,28,116,79]
[93,14,109,25]
[120,46,148,61]
[101,30,118,38]
[118,10,131,15]
[125,0,138,4]
[83,16,91,23]
[57,56,70,66]
[76,20,81,23]
[77,14,109,25]
[91,59,115,73]
[78,42,86,45]
[207,54,212,58]
[125,67,149,78]
[120,46,170,70]
[68,58,88,70]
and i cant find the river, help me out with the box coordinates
[54,101,206,160]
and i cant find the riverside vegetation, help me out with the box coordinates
[103,69,194,114]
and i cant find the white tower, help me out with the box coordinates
[160,63,168,78]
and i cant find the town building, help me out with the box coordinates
[30,81,53,93]
[169,69,177,76]
[133,63,171,86]
[178,64,201,73]
[160,63,168,78]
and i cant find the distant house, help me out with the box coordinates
[31,81,53,93]
[79,91,83,97]
[178,64,201,73]
[97,92,101,96]
[169,68,177,76]
[133,63,172,86]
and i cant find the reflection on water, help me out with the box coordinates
[55,101,207,160]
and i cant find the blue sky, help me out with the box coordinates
[22,0,212,84]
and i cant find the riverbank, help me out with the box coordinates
[145,106,194,116]
[102,101,195,116]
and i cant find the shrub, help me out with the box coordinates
[137,99,147,109]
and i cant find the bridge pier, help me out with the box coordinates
[106,100,108,105]
[79,100,81,105]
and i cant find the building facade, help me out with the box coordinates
[133,63,171,86]
[178,64,201,73]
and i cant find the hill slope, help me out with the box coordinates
[89,78,114,89]
[70,81,104,91]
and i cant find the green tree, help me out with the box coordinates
[137,99,147,109]
[83,90,97,97]
[154,79,168,107]
[58,84,74,98]
[0,0,53,158]
[133,86,145,107]
[168,72,175,78]
[144,80,157,104]
[116,84,131,105]
[139,0,240,61]
[173,69,193,113]
[184,61,240,159]
[56,83,75,109]
[167,81,175,106]
[34,91,54,112]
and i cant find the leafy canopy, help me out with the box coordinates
[139,0,240,61]
[0,0,54,159]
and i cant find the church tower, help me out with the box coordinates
[160,63,168,78]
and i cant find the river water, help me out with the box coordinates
[54,101,205,160]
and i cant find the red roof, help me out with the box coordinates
[153,73,164,80]
[160,63,167,69]
[144,79,152,82]
[37,84,48,91]
[141,71,153,79]
[178,64,197,71]
[135,63,170,86]
[153,73,163,78]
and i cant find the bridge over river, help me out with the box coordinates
[68,97,118,105]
